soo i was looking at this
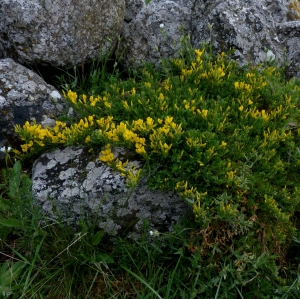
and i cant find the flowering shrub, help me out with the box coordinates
[15,47,300,294]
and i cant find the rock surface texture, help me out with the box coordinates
[120,0,300,78]
[0,0,125,66]
[191,0,285,66]
[32,146,189,239]
[0,58,66,162]
[124,0,145,22]
[120,0,192,69]
[277,21,300,79]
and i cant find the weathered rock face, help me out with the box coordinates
[32,146,189,239]
[120,0,192,69]
[277,21,300,79]
[0,0,125,67]
[120,0,300,78]
[191,0,286,66]
[124,0,145,22]
[0,58,67,160]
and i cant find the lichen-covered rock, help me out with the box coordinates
[119,0,192,69]
[277,21,300,79]
[120,0,300,78]
[191,0,285,66]
[0,0,125,67]
[32,146,189,239]
[124,0,145,22]
[0,58,66,160]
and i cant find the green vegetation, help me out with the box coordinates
[1,38,300,298]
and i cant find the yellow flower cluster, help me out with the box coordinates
[234,81,253,93]
[15,121,51,152]
[14,116,95,153]
[245,72,267,89]
[219,202,239,219]
[264,194,290,224]
[115,159,142,188]
[175,180,208,220]
[180,49,225,84]
[62,116,94,144]
[149,116,182,155]
[63,90,111,108]
[99,144,114,163]
[259,128,291,148]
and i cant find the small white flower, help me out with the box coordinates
[159,23,164,28]
[149,229,160,237]
[0,146,11,153]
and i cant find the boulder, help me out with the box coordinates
[0,0,125,67]
[120,0,300,78]
[277,21,300,79]
[31,146,189,239]
[124,0,145,23]
[191,0,287,66]
[0,58,67,163]
[119,0,192,69]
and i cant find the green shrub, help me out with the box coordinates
[14,45,300,297]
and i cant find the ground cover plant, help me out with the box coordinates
[1,37,300,297]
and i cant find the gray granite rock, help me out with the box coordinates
[0,0,125,67]
[191,0,285,66]
[119,0,192,69]
[0,58,67,159]
[32,146,189,239]
[125,0,145,22]
[120,0,300,78]
[277,20,300,79]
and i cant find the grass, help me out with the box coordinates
[1,35,300,298]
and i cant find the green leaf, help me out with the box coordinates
[0,218,24,228]
[121,265,163,299]
[13,161,21,175]
[0,198,11,212]
[94,253,114,264]
[92,231,104,246]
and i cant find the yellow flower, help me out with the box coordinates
[195,49,204,60]
[201,109,208,118]
[226,170,236,180]
[66,90,78,104]
[136,143,146,155]
[144,82,151,88]
[99,144,114,163]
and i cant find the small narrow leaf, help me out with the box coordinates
[92,231,104,245]
[0,198,11,212]
[0,218,24,228]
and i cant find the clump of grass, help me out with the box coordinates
[1,38,300,297]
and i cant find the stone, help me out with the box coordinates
[191,0,285,67]
[0,0,125,67]
[119,0,192,69]
[0,58,67,161]
[120,0,300,78]
[31,146,190,239]
[277,20,300,79]
[124,0,145,23]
